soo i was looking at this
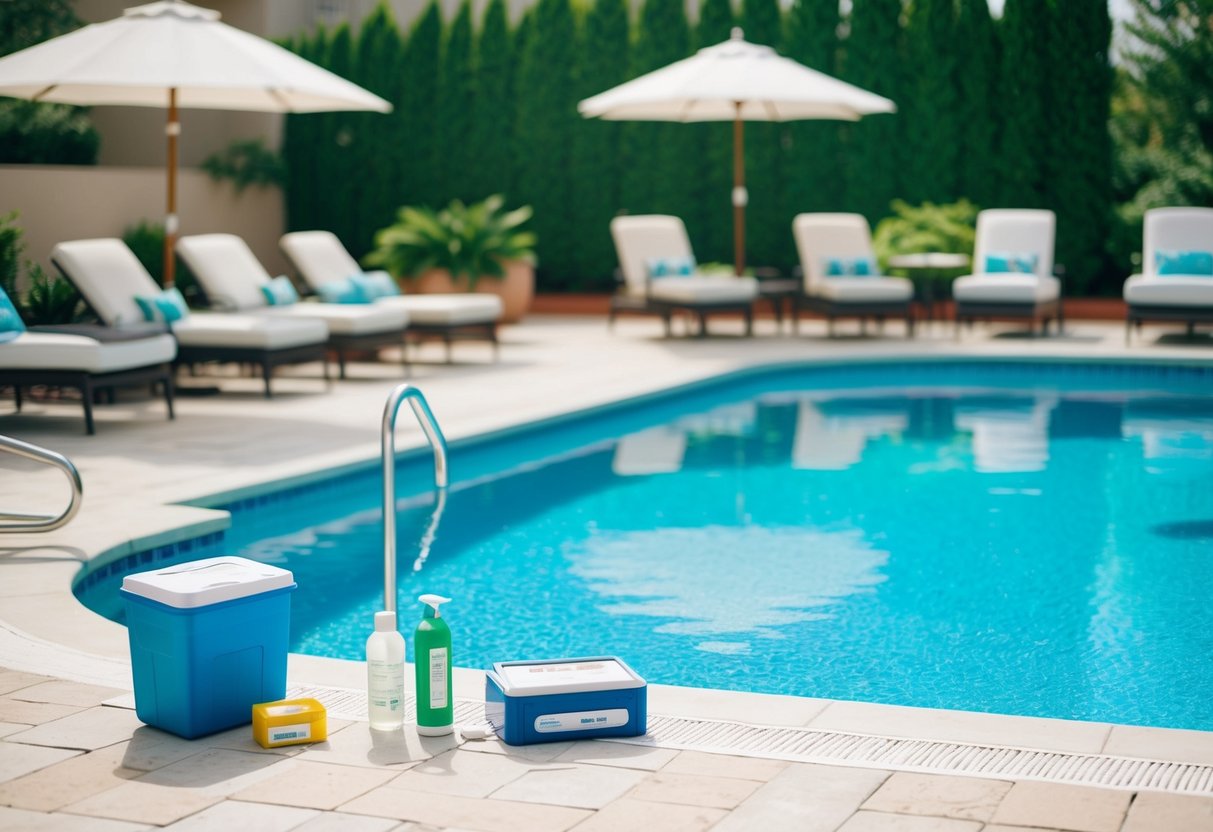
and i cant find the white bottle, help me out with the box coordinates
[366,610,405,731]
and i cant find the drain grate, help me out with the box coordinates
[288,685,1213,796]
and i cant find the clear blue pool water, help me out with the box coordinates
[76,361,1213,730]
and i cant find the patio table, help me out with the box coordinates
[887,252,971,322]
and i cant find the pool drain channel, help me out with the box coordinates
[288,684,1213,797]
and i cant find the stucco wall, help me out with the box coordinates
[0,165,288,285]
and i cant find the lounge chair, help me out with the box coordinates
[952,209,1061,335]
[0,283,175,434]
[279,230,501,361]
[52,239,329,398]
[1123,207,1213,343]
[176,234,411,379]
[609,215,757,337]
[791,214,915,337]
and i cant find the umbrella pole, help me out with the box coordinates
[732,104,746,277]
[164,88,179,288]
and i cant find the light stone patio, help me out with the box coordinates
[1,313,1213,831]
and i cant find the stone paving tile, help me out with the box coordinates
[627,770,761,810]
[983,826,1065,832]
[659,749,788,782]
[136,748,293,796]
[387,749,537,799]
[340,785,592,832]
[566,797,726,832]
[553,740,679,771]
[0,670,52,696]
[0,804,151,831]
[458,737,575,762]
[118,726,228,772]
[712,762,890,832]
[59,779,222,826]
[292,810,404,832]
[0,740,79,783]
[862,772,1013,821]
[0,721,25,738]
[0,696,82,725]
[0,739,140,811]
[491,763,646,809]
[233,760,397,810]
[990,781,1132,832]
[9,680,126,707]
[202,721,316,758]
[835,811,982,831]
[160,799,320,831]
[1121,791,1213,832]
[295,722,456,770]
[6,703,145,750]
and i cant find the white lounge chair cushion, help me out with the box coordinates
[261,302,409,336]
[378,294,502,326]
[0,332,176,372]
[648,276,758,304]
[812,276,913,302]
[173,312,329,350]
[1123,274,1213,307]
[52,239,164,327]
[953,273,1060,303]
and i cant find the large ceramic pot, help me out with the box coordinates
[408,260,534,323]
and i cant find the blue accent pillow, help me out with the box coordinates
[645,256,696,278]
[134,287,189,324]
[0,285,25,343]
[984,252,1039,274]
[350,271,400,302]
[1155,249,1213,276]
[316,277,361,304]
[261,275,299,306]
[824,256,876,277]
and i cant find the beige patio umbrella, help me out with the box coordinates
[579,28,894,276]
[0,0,391,286]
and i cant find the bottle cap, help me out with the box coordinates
[419,594,452,619]
[374,610,397,632]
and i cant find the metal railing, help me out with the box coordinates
[380,384,448,614]
[0,435,83,533]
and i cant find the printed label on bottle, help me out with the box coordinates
[268,723,311,744]
[428,647,448,709]
[368,660,403,712]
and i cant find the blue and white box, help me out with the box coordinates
[120,556,296,739]
[485,656,647,745]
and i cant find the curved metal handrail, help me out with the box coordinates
[0,435,83,533]
[381,384,448,614]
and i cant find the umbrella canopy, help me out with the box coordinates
[579,28,894,274]
[0,0,391,284]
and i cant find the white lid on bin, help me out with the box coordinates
[492,657,645,696]
[121,556,294,609]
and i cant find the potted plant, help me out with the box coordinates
[364,194,538,322]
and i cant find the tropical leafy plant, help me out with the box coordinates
[872,200,979,267]
[21,263,85,326]
[364,195,537,290]
[0,211,23,300]
[200,138,287,192]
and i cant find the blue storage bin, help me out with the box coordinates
[120,556,296,739]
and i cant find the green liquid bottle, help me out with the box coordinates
[415,594,453,736]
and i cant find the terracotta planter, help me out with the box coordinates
[406,260,534,323]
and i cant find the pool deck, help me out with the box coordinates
[2,313,1213,831]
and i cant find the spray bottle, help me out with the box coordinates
[366,610,405,731]
[414,594,453,735]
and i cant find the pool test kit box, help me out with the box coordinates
[121,555,296,739]
[252,698,327,748]
[485,656,647,745]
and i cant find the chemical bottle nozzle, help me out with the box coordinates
[419,594,452,619]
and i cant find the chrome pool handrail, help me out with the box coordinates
[0,434,83,533]
[381,384,448,614]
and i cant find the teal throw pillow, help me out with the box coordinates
[134,287,189,324]
[1155,250,1213,276]
[984,252,1039,274]
[316,277,361,304]
[261,275,299,306]
[824,256,876,277]
[645,256,696,278]
[350,271,400,302]
[0,285,25,343]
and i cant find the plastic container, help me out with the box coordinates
[366,610,405,730]
[414,594,453,736]
[252,698,327,748]
[120,555,296,739]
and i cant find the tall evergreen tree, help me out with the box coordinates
[842,0,903,225]
[469,0,514,202]
[691,0,735,265]
[516,0,581,287]
[439,0,476,203]
[320,24,360,252]
[903,0,959,204]
[571,0,630,287]
[400,3,444,208]
[783,0,843,218]
[283,28,328,235]
[998,0,1051,206]
[954,0,999,210]
[741,0,787,269]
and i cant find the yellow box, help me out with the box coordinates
[252,698,327,748]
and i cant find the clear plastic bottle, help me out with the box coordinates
[366,610,405,731]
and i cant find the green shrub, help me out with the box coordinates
[872,200,979,267]
[200,138,286,192]
[0,211,23,299]
[21,263,84,325]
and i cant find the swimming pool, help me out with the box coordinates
[75,360,1213,730]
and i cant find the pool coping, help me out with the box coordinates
[5,333,1213,772]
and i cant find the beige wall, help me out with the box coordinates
[0,165,288,285]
